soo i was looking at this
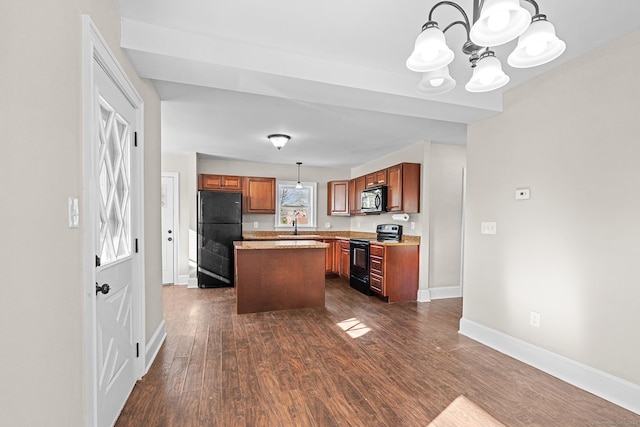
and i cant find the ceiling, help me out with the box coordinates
[114,0,640,168]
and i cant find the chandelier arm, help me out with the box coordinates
[473,0,484,23]
[521,0,541,16]
[428,1,472,30]
[442,20,471,38]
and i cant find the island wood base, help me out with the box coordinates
[234,246,326,314]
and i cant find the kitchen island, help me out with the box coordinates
[233,240,329,314]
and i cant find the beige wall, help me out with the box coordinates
[0,2,162,426]
[429,143,466,288]
[464,29,640,385]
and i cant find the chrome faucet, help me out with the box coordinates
[293,217,298,235]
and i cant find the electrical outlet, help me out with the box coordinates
[253,222,259,228]
[410,222,415,230]
[529,311,541,327]
[516,188,531,200]
[325,222,331,228]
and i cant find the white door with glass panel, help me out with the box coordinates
[94,62,139,427]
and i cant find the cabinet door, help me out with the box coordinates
[386,164,403,212]
[366,169,387,188]
[350,176,366,215]
[327,180,350,216]
[221,175,242,190]
[339,240,350,279]
[386,163,421,213]
[198,174,242,191]
[243,177,275,214]
[323,240,335,273]
[340,248,350,279]
[333,240,341,274]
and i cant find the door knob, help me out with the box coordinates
[168,237,173,241]
[95,283,110,295]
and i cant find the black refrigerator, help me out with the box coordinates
[197,191,242,288]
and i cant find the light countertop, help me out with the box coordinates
[242,232,420,245]
[234,240,330,250]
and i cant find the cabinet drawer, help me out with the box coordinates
[370,255,383,275]
[370,244,384,257]
[370,273,384,294]
[339,240,350,250]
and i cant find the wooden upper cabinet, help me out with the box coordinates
[349,176,366,215]
[365,169,387,188]
[327,180,350,216]
[243,177,275,214]
[198,174,242,191]
[386,163,421,213]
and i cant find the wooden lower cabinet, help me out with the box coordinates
[369,243,419,302]
[338,240,350,279]
[323,239,335,273]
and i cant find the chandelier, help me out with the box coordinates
[407,0,566,95]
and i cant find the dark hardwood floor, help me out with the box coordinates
[116,277,639,426]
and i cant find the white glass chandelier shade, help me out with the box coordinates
[470,0,532,47]
[465,54,510,92]
[417,67,456,96]
[295,162,303,189]
[406,25,455,72]
[507,17,566,68]
[267,134,290,150]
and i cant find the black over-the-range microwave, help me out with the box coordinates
[361,186,387,214]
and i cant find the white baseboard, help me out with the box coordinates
[144,320,166,374]
[177,275,189,285]
[187,277,198,288]
[417,289,431,302]
[430,285,462,300]
[459,317,640,415]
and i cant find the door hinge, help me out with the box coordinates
[134,131,138,147]
[136,343,140,358]
[135,238,139,253]
[95,255,101,267]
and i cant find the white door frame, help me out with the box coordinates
[162,172,180,284]
[82,16,146,427]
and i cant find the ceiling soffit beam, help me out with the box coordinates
[120,18,503,118]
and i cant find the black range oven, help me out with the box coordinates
[349,239,372,295]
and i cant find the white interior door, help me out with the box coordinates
[94,61,139,427]
[161,174,175,284]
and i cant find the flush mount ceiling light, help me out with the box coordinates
[295,162,303,189]
[407,0,565,95]
[267,134,290,150]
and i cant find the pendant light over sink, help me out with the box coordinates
[295,162,303,189]
[407,0,565,95]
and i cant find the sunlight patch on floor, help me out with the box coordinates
[337,317,371,338]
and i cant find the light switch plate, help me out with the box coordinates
[68,197,79,228]
[480,222,497,235]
